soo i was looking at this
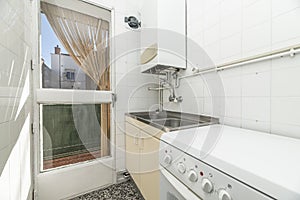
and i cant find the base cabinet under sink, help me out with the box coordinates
[125,117,163,200]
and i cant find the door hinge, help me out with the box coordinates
[32,189,35,200]
[31,123,34,134]
[30,59,34,70]
[112,93,117,107]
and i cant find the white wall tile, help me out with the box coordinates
[220,12,242,39]
[243,0,259,7]
[0,0,35,198]
[242,97,270,121]
[181,0,300,139]
[204,0,221,11]
[0,153,10,200]
[203,97,213,115]
[243,0,271,29]
[271,0,300,17]
[203,6,220,29]
[186,77,205,97]
[224,97,241,118]
[177,82,198,99]
[220,33,242,60]
[116,133,125,147]
[271,97,300,126]
[223,117,241,128]
[116,157,125,171]
[188,0,204,20]
[241,71,271,97]
[272,7,300,45]
[273,37,300,52]
[116,146,125,159]
[271,122,300,139]
[203,41,221,65]
[0,146,10,175]
[242,119,270,133]
[219,66,242,78]
[272,66,300,97]
[221,75,241,97]
[242,21,271,55]
[220,0,242,19]
[271,55,300,70]
[9,142,21,200]
[182,97,201,114]
[204,24,220,46]
[0,122,10,150]
[241,60,271,75]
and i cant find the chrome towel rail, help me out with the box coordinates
[176,45,300,87]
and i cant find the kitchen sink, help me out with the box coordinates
[127,111,219,132]
[132,112,167,120]
[151,118,199,128]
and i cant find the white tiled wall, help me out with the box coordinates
[91,0,158,171]
[165,0,300,139]
[0,0,37,199]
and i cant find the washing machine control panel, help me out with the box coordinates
[159,143,273,200]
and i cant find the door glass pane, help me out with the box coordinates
[41,13,110,91]
[41,104,110,170]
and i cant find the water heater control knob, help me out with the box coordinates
[201,178,214,193]
[163,154,172,165]
[219,189,232,200]
[188,170,198,182]
[177,162,186,174]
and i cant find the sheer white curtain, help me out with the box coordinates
[41,2,111,156]
[41,2,110,86]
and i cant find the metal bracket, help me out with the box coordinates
[290,48,296,57]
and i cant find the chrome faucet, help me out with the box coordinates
[160,73,183,103]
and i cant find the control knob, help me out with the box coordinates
[177,162,186,174]
[219,189,232,200]
[201,178,214,193]
[163,154,172,165]
[188,170,198,182]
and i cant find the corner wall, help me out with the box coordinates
[0,0,38,199]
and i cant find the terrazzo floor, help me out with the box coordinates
[70,179,144,200]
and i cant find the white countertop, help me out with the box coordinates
[160,125,300,200]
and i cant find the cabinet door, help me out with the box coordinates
[140,131,163,200]
[139,131,162,173]
[125,122,141,186]
[140,171,160,200]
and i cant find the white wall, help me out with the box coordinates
[165,0,300,139]
[89,0,159,172]
[0,0,38,199]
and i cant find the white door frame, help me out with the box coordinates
[33,1,116,199]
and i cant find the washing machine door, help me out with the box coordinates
[160,167,202,200]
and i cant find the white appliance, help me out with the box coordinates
[159,125,300,200]
[140,0,187,75]
[160,167,202,200]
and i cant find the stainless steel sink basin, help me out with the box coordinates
[151,118,199,128]
[132,111,168,120]
[127,111,219,132]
